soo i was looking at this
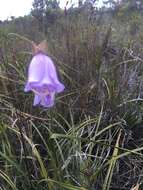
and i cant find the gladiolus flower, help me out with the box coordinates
[24,53,65,107]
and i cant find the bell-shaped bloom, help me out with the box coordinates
[24,53,65,107]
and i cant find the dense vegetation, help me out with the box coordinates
[0,0,143,189]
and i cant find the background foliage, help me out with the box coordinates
[0,0,143,189]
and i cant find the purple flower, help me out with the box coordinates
[24,53,65,107]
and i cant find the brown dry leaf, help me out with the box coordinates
[38,40,48,53]
[32,40,48,54]
[131,183,140,190]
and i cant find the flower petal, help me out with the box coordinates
[33,94,41,106]
[24,53,65,108]
[42,56,65,93]
[28,54,46,83]
[40,93,55,107]
[24,83,31,92]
